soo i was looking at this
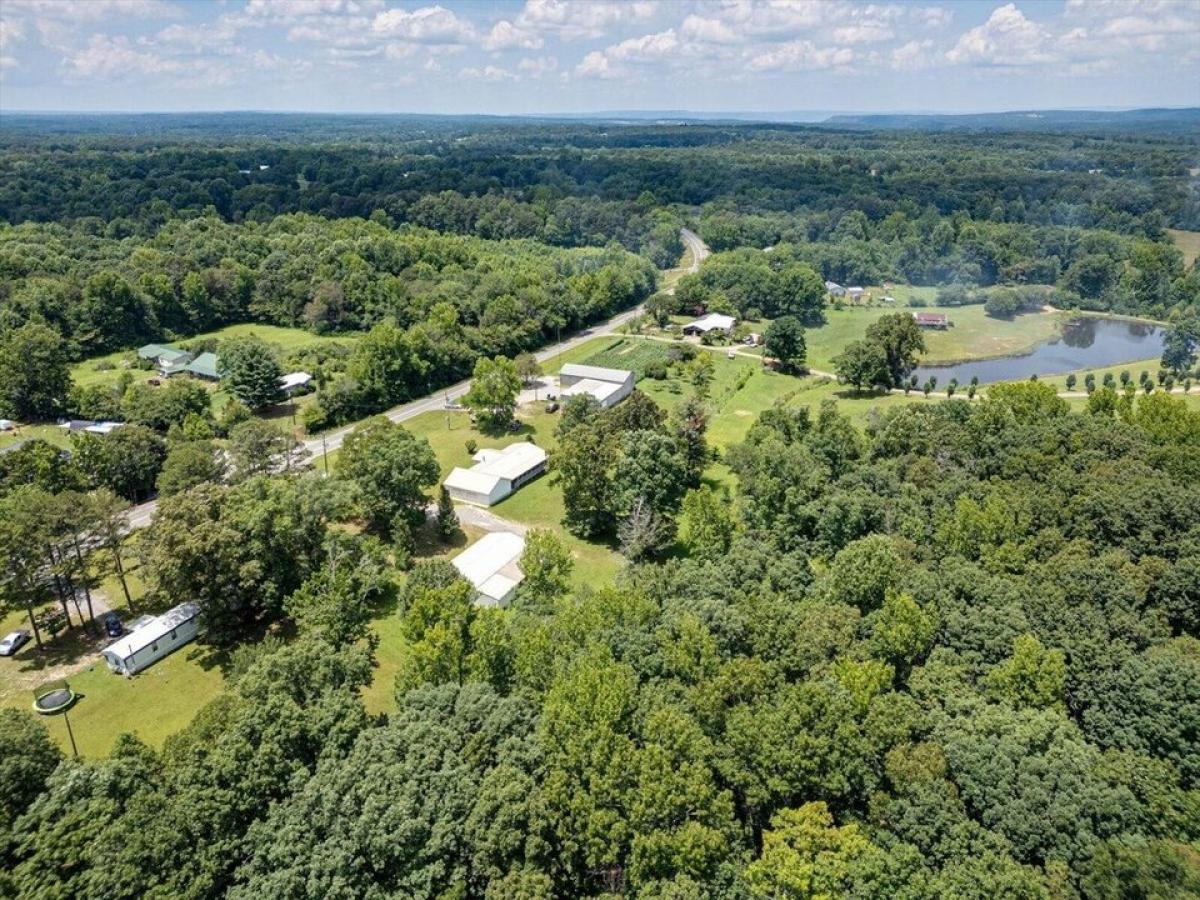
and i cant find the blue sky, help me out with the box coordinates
[1,0,1197,114]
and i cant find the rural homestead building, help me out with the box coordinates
[138,343,192,373]
[60,419,124,435]
[913,312,951,329]
[280,371,313,396]
[182,352,220,380]
[847,286,865,301]
[558,363,635,409]
[682,313,736,337]
[137,343,221,380]
[452,532,526,607]
[825,281,846,297]
[101,602,201,676]
[443,442,548,507]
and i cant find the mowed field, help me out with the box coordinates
[1167,228,1200,268]
[804,303,1067,372]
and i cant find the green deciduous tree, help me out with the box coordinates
[464,355,522,434]
[764,315,807,374]
[0,322,73,421]
[336,416,439,536]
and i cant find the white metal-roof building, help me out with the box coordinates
[100,602,201,676]
[452,532,526,607]
[558,363,635,409]
[682,313,736,335]
[443,442,548,507]
[279,371,313,395]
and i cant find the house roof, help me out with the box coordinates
[138,343,190,363]
[104,602,200,662]
[280,371,312,390]
[685,313,736,332]
[444,467,505,496]
[184,352,220,378]
[914,312,948,323]
[559,363,633,384]
[561,378,623,404]
[452,532,525,604]
[445,443,546,496]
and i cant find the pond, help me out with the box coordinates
[911,316,1166,386]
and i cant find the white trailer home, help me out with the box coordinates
[101,602,201,676]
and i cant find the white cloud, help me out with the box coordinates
[371,5,475,44]
[459,64,516,81]
[482,20,543,52]
[4,0,175,21]
[517,55,557,77]
[516,0,655,40]
[748,40,854,72]
[64,33,181,79]
[891,38,934,71]
[830,23,894,45]
[945,3,1056,66]
[574,49,618,79]
[679,15,742,45]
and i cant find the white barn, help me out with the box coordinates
[558,363,634,409]
[101,602,201,676]
[682,313,736,336]
[452,532,526,607]
[443,442,548,507]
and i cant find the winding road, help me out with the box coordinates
[124,228,712,531]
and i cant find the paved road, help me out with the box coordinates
[680,227,710,273]
[123,229,712,532]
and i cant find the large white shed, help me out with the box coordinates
[101,602,201,676]
[558,363,634,409]
[451,532,526,607]
[443,442,547,507]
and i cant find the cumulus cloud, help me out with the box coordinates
[516,0,655,40]
[482,20,543,52]
[517,55,557,77]
[64,33,181,79]
[371,5,475,45]
[748,40,854,72]
[891,38,934,71]
[830,23,894,45]
[945,3,1057,66]
[459,64,516,81]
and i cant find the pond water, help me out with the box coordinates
[911,316,1166,386]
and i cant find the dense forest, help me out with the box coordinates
[2,114,1199,899]
[3,383,1199,898]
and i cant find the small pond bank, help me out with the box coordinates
[913,316,1166,385]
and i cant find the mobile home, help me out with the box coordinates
[101,602,201,676]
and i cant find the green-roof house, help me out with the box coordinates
[183,352,220,381]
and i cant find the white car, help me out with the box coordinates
[0,630,30,657]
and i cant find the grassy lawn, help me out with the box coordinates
[0,561,229,758]
[403,405,626,589]
[70,323,357,391]
[1167,228,1200,268]
[0,423,72,451]
[804,304,1066,372]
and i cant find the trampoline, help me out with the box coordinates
[32,682,77,715]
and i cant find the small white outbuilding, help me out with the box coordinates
[443,442,548,507]
[558,363,635,409]
[101,602,201,676]
[452,532,526,607]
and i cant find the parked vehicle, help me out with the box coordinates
[104,614,124,638]
[0,630,30,657]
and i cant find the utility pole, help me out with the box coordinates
[322,432,329,475]
[63,709,79,759]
